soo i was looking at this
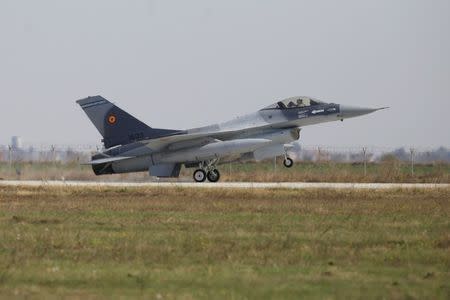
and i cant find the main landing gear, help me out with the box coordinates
[206,169,220,182]
[193,159,221,183]
[193,169,207,182]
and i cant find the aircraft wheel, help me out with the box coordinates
[193,169,207,182]
[283,157,294,168]
[207,169,221,182]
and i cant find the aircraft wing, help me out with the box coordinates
[143,129,250,151]
[142,122,301,151]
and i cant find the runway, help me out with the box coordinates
[0,180,448,189]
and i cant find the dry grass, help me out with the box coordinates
[217,160,450,183]
[0,186,449,299]
[1,160,449,183]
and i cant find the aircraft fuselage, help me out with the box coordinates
[77,96,385,182]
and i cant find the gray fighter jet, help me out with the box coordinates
[77,96,386,182]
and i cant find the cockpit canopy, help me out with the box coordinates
[262,96,326,110]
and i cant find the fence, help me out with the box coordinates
[1,144,449,164]
[290,145,450,176]
[0,144,448,182]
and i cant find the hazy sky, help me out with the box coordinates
[0,0,449,148]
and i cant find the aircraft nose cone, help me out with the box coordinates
[339,105,386,119]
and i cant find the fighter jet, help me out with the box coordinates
[77,96,386,182]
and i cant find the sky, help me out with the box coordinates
[0,0,449,148]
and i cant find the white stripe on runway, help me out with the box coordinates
[0,180,448,189]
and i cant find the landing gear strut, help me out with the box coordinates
[193,159,221,183]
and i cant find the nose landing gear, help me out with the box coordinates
[283,157,294,168]
[282,145,294,168]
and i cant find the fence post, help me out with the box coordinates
[362,147,367,176]
[51,145,56,179]
[410,148,415,176]
[8,145,12,174]
[273,157,277,172]
[51,145,56,162]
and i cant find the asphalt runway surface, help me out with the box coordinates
[0,180,448,189]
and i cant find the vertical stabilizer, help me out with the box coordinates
[76,96,180,148]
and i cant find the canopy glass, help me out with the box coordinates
[262,97,326,110]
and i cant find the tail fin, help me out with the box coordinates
[76,95,180,148]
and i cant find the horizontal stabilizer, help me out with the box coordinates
[83,156,132,165]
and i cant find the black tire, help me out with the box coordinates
[207,169,221,182]
[283,157,294,168]
[193,169,206,182]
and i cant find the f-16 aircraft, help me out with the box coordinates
[77,96,386,182]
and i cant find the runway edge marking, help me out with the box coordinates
[0,180,449,189]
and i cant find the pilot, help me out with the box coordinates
[297,99,304,107]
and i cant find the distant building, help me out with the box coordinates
[11,136,23,150]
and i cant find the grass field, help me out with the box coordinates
[1,160,449,183]
[0,186,449,299]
